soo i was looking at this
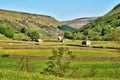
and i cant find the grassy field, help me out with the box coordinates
[0,70,75,80]
[0,40,120,80]
[0,57,120,80]
[1,70,118,80]
[0,49,119,57]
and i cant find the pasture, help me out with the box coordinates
[0,40,120,80]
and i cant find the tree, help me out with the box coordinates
[72,33,78,41]
[88,30,101,40]
[76,32,84,40]
[28,31,39,41]
[20,27,27,34]
[101,25,112,36]
[64,31,73,39]
[0,25,5,34]
[58,25,75,32]
[4,27,14,38]
[0,22,14,38]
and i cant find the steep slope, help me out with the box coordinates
[62,17,97,29]
[79,3,120,40]
[0,9,62,38]
[105,3,120,17]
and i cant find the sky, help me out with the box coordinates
[0,0,120,21]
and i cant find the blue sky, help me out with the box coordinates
[0,0,120,21]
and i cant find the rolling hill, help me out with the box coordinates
[62,17,97,29]
[79,3,120,40]
[0,9,62,39]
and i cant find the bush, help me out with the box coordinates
[20,27,27,33]
[0,21,14,38]
[64,31,73,39]
[41,47,80,78]
[28,31,39,41]
[13,33,30,41]
[4,27,14,38]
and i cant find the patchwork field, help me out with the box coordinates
[0,40,120,80]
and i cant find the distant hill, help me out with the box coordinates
[79,3,120,40]
[62,17,97,29]
[0,9,62,40]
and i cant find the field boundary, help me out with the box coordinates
[2,54,120,61]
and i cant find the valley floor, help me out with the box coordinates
[0,40,120,80]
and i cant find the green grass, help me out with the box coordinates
[0,40,119,80]
[0,70,74,80]
[72,50,120,57]
[0,40,119,51]
[0,70,119,80]
[0,49,120,57]
[91,41,120,48]
[0,57,120,80]
[0,34,10,40]
[0,50,52,56]
[0,49,119,57]
[0,40,119,46]
[13,33,30,40]
[1,40,118,57]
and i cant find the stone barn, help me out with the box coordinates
[82,40,91,45]
[58,36,65,42]
[37,39,43,42]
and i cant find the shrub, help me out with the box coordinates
[41,47,80,78]
[0,21,14,38]
[28,31,39,41]
[20,27,27,33]
[64,31,73,39]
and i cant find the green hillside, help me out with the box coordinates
[0,9,62,40]
[79,3,120,40]
[105,3,120,17]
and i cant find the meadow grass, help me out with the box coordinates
[0,70,119,80]
[0,49,119,57]
[0,70,74,80]
[0,40,119,80]
[0,40,118,46]
[0,57,120,80]
[0,40,119,50]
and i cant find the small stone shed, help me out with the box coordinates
[37,39,43,42]
[58,36,65,42]
[82,40,91,45]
